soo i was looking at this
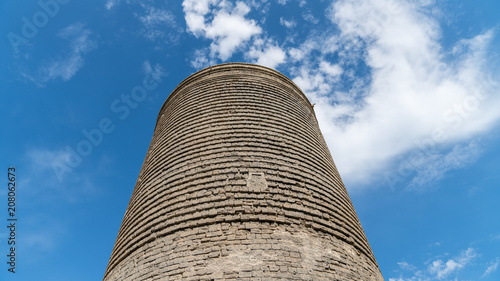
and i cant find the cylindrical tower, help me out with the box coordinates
[103,63,383,280]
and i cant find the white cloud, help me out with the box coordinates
[482,257,500,277]
[302,11,319,24]
[384,139,481,190]
[26,148,76,186]
[398,261,417,271]
[388,278,424,281]
[142,60,166,77]
[24,148,100,199]
[319,61,343,77]
[391,248,478,280]
[428,248,477,279]
[106,0,120,10]
[106,1,178,42]
[26,149,71,177]
[138,6,177,41]
[190,48,214,69]
[183,0,262,60]
[182,0,215,36]
[289,0,500,189]
[280,17,296,28]
[294,66,334,94]
[38,23,96,83]
[206,6,262,59]
[428,242,441,247]
[247,39,286,68]
[19,214,66,264]
[288,47,305,61]
[288,32,340,63]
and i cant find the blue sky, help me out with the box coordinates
[1,0,499,280]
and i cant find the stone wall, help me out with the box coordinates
[103,63,383,280]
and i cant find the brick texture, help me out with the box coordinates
[103,63,384,280]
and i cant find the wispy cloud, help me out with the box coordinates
[142,60,167,77]
[397,261,417,271]
[23,148,100,200]
[190,48,212,69]
[302,11,319,24]
[105,1,179,43]
[280,17,296,28]
[26,148,71,174]
[390,248,478,280]
[105,0,121,10]
[41,23,96,82]
[483,257,500,277]
[403,140,481,190]
[20,214,66,263]
[137,5,178,41]
[22,22,98,85]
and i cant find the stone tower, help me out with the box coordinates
[103,63,383,280]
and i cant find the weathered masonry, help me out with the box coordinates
[103,63,384,280]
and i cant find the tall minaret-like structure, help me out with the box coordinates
[103,63,383,280]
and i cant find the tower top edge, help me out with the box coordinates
[155,62,314,125]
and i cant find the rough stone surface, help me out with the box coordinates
[103,63,384,280]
